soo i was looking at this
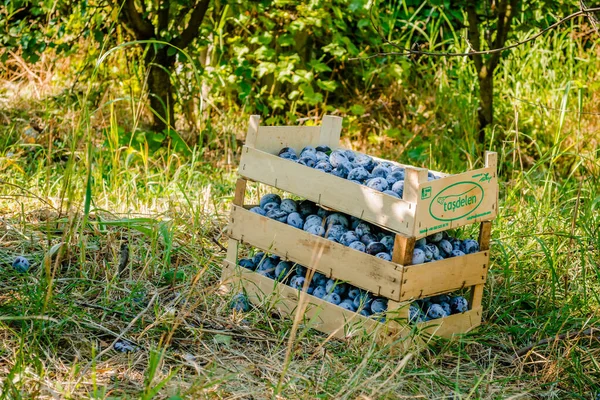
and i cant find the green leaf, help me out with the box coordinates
[350,104,366,115]
[277,34,295,47]
[317,79,337,92]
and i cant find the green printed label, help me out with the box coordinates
[428,181,484,221]
[421,187,432,200]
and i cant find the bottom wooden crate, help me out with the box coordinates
[222,260,482,341]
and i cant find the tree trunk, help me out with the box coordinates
[477,69,494,145]
[145,48,175,133]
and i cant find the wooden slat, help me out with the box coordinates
[478,221,492,251]
[392,235,415,266]
[238,146,416,235]
[319,116,343,149]
[470,284,485,310]
[233,178,247,206]
[399,251,489,301]
[222,238,240,283]
[244,115,261,148]
[227,205,403,300]
[413,161,498,238]
[418,307,482,338]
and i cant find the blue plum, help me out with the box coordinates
[290,276,306,290]
[326,279,347,296]
[380,235,395,252]
[262,202,280,213]
[348,167,369,182]
[426,304,446,320]
[316,145,332,153]
[366,242,387,256]
[326,225,347,241]
[298,200,318,218]
[303,215,322,230]
[275,261,293,281]
[427,232,444,243]
[340,299,357,311]
[440,302,451,316]
[370,298,388,314]
[376,252,392,261]
[409,304,424,324]
[354,153,375,172]
[315,161,333,172]
[306,225,326,237]
[313,286,327,299]
[391,180,404,197]
[349,241,366,252]
[324,293,341,305]
[329,150,349,168]
[260,194,281,208]
[230,293,250,312]
[340,231,360,246]
[451,249,466,257]
[462,239,480,254]
[426,244,440,259]
[287,212,304,229]
[278,147,297,157]
[300,146,316,156]
[450,296,469,313]
[437,240,453,257]
[366,177,388,192]
[343,149,356,162]
[360,233,378,246]
[267,208,288,222]
[412,248,426,264]
[249,207,266,216]
[315,151,329,162]
[354,222,371,237]
[331,162,353,179]
[298,157,316,168]
[371,165,390,179]
[280,199,298,214]
[252,252,266,265]
[360,309,372,317]
[12,256,30,273]
[347,287,361,300]
[238,258,256,271]
[326,213,349,228]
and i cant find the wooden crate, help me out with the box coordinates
[238,115,499,239]
[222,254,483,341]
[221,115,497,340]
[227,185,490,302]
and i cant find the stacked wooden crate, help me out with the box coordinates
[222,115,498,342]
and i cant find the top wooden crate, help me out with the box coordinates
[239,115,498,238]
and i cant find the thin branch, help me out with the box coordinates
[171,0,210,50]
[512,327,600,361]
[353,7,600,61]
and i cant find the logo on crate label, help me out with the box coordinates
[428,181,484,221]
[421,187,432,199]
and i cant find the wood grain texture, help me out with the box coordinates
[399,251,489,301]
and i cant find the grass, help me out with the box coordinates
[1,25,600,400]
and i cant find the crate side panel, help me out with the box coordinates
[414,166,498,237]
[228,205,403,300]
[238,147,416,235]
[418,307,482,338]
[399,251,489,301]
